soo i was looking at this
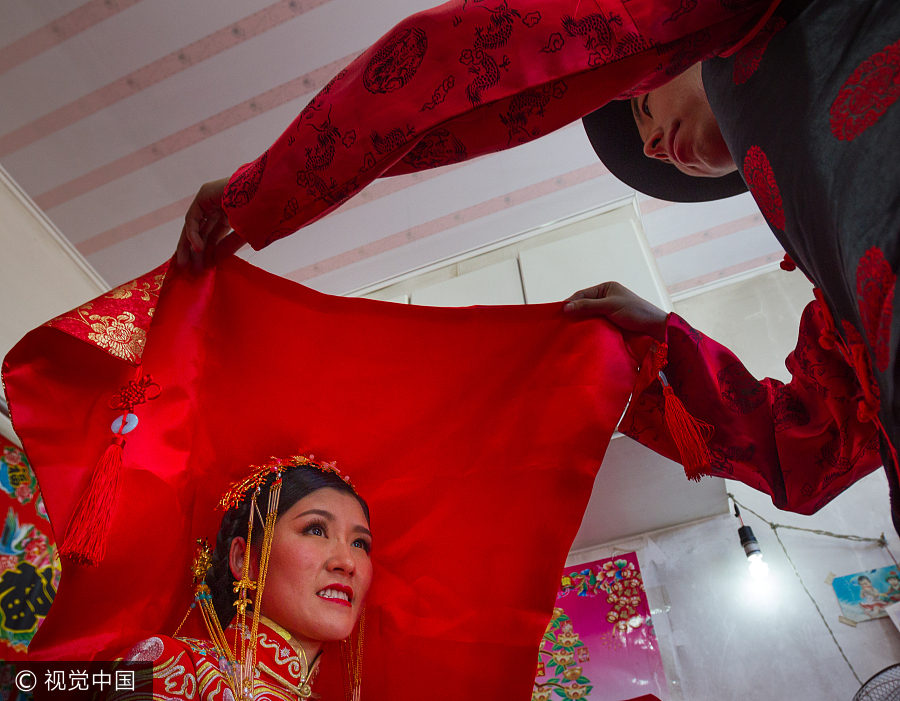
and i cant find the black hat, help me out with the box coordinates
[582,100,747,203]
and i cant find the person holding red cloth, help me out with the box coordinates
[568,0,900,531]
[175,0,784,265]
[178,0,899,531]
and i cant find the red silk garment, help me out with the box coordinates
[125,620,318,700]
[621,304,883,514]
[3,257,639,700]
[221,0,781,247]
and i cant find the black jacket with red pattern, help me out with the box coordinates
[713,0,900,511]
[625,0,900,522]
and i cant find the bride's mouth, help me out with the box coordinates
[316,584,353,607]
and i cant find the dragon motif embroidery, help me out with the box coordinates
[708,444,756,476]
[561,12,623,66]
[223,151,267,208]
[363,26,428,94]
[370,125,416,155]
[717,361,766,414]
[401,128,468,169]
[295,170,360,207]
[460,48,509,105]
[662,0,697,24]
[473,0,521,50]
[302,109,355,172]
[500,81,567,144]
[772,385,811,432]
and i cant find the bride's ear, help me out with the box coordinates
[229,537,251,579]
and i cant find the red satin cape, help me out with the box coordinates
[3,257,638,699]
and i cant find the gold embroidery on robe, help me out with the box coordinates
[44,263,169,364]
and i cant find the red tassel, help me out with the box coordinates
[662,385,714,481]
[60,434,126,566]
[779,254,797,271]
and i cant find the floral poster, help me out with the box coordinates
[533,553,667,701]
[0,437,60,659]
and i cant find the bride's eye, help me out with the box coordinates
[303,522,326,537]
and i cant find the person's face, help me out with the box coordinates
[231,487,373,646]
[631,64,736,178]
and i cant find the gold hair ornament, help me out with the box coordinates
[219,454,356,512]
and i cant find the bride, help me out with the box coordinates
[125,455,371,701]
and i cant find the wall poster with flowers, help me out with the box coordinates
[0,436,60,659]
[533,553,667,700]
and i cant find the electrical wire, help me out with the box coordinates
[728,494,887,547]
[726,492,897,686]
[770,524,862,685]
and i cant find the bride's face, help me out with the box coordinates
[233,487,373,644]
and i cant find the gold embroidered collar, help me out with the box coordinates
[257,615,321,699]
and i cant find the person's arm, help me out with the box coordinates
[177,0,778,262]
[567,283,883,514]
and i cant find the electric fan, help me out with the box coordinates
[854,664,900,700]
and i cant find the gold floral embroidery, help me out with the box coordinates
[43,264,167,363]
[106,271,166,302]
[86,311,147,363]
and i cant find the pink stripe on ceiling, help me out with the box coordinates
[0,0,333,157]
[638,197,672,216]
[35,54,353,211]
[0,0,144,76]
[286,163,611,282]
[76,160,470,255]
[651,212,764,257]
[77,196,192,255]
[668,251,784,294]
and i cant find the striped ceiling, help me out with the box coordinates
[1,0,785,296]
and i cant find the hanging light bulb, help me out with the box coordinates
[739,525,770,579]
[732,500,770,579]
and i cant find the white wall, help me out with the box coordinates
[569,268,900,700]
[0,165,106,443]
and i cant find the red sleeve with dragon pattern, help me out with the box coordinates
[620,301,883,514]
[221,0,778,249]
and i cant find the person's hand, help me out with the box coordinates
[176,178,243,269]
[563,281,668,341]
